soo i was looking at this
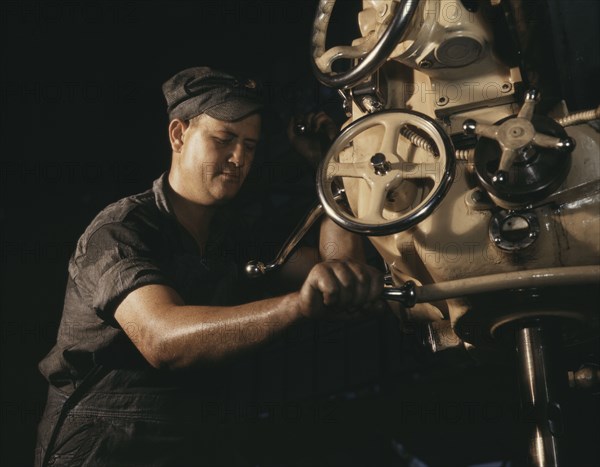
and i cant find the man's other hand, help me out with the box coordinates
[288,111,338,169]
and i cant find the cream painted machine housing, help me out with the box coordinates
[312,0,600,344]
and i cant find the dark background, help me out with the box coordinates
[1,1,599,466]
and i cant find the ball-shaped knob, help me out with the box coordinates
[525,88,540,102]
[557,137,576,152]
[294,123,308,136]
[492,170,508,185]
[463,119,477,135]
[245,260,265,278]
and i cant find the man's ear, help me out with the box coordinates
[168,119,188,153]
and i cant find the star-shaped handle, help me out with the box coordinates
[463,89,575,185]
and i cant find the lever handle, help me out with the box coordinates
[245,189,346,278]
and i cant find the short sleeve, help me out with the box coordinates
[69,220,173,321]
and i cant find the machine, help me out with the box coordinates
[247,1,600,465]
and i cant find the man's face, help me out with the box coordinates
[172,113,261,206]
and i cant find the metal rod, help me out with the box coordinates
[383,265,600,306]
[515,322,565,467]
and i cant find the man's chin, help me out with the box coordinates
[211,189,239,205]
[211,197,231,206]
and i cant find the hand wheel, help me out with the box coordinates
[311,0,419,89]
[317,109,455,236]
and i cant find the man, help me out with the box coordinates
[35,66,384,466]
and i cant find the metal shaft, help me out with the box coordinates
[515,322,565,467]
[381,265,600,306]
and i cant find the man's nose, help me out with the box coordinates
[228,142,246,167]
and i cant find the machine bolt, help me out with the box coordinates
[362,96,383,114]
[419,59,433,69]
[501,82,512,93]
[370,153,391,175]
[436,96,448,106]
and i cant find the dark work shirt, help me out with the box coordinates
[38,172,249,401]
[34,172,295,466]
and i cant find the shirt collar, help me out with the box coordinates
[152,171,177,218]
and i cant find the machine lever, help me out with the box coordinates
[383,265,599,307]
[245,188,346,278]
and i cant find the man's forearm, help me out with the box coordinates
[158,294,303,368]
[116,285,304,370]
[117,259,384,371]
[320,216,366,262]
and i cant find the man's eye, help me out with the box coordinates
[214,137,232,145]
[245,143,257,151]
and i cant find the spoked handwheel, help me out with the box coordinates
[311,0,419,89]
[317,109,455,236]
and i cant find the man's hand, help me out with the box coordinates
[297,260,385,319]
[114,259,386,368]
[288,111,338,169]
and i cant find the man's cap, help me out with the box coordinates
[162,66,263,122]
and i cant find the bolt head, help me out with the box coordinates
[370,153,386,165]
[370,153,390,175]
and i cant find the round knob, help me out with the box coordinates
[463,119,477,134]
[294,123,308,136]
[245,260,266,278]
[525,88,540,102]
[492,170,508,186]
[557,137,576,152]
